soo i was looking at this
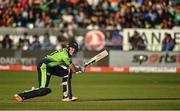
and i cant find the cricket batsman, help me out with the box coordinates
[14,41,84,102]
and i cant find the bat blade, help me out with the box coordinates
[84,50,109,67]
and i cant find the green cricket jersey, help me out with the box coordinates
[46,48,72,67]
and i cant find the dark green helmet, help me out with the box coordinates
[68,41,79,52]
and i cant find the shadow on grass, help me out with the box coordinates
[81,98,180,102]
[7,97,180,103]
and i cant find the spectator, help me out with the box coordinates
[86,20,99,30]
[0,0,179,29]
[173,22,180,30]
[136,35,146,50]
[30,34,41,50]
[174,2,180,23]
[62,9,74,24]
[129,31,146,50]
[75,10,85,27]
[16,32,30,50]
[35,13,45,28]
[106,30,123,50]
[162,33,176,51]
[17,38,25,50]
[67,22,77,41]
[41,32,54,50]
[22,32,30,50]
[55,30,68,50]
[2,34,13,49]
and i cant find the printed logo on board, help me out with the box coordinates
[85,30,105,51]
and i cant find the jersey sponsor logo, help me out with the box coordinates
[85,30,105,51]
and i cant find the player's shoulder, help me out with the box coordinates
[61,48,68,55]
[61,48,70,58]
[61,48,71,63]
[61,48,68,52]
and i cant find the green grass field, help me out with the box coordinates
[0,71,180,110]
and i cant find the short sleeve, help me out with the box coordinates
[63,56,72,65]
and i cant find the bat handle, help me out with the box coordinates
[84,64,88,67]
[84,60,96,67]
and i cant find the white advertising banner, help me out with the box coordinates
[123,28,180,51]
[110,51,180,67]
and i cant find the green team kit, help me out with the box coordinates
[15,46,79,102]
[46,48,72,67]
[14,41,108,102]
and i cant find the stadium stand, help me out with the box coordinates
[0,0,180,50]
[0,0,179,29]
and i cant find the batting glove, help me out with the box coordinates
[76,65,85,74]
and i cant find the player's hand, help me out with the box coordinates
[75,65,85,74]
[79,65,85,72]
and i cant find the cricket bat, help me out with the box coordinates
[84,50,109,67]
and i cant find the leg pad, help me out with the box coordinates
[18,88,51,100]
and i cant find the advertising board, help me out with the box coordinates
[123,29,180,51]
[110,51,180,67]
[0,49,108,66]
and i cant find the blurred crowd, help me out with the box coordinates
[0,31,69,50]
[0,0,180,51]
[1,29,176,51]
[0,29,123,51]
[128,30,176,51]
[0,0,180,29]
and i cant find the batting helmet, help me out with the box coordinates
[68,41,79,52]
